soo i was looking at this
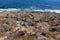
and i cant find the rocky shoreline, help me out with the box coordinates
[0,10,60,40]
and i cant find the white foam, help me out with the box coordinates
[0,8,60,13]
[0,8,21,12]
[32,9,60,13]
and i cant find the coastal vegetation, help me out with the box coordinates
[0,10,60,40]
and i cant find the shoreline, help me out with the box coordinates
[0,9,60,13]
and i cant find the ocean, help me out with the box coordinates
[0,0,60,13]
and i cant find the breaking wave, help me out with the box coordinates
[0,8,21,12]
[0,8,60,13]
[32,9,60,13]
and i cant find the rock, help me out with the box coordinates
[37,22,50,32]
[49,28,57,32]
[27,19,36,26]
[4,37,15,40]
[21,22,26,26]
[29,32,36,36]
[50,17,55,21]
[21,18,27,22]
[0,36,7,40]
[16,31,25,37]
[27,22,35,26]
[21,23,26,26]
[35,21,39,23]
[16,18,19,21]
[41,32,46,36]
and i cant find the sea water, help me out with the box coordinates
[0,0,60,13]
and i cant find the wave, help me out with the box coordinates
[32,9,60,13]
[24,8,60,13]
[0,8,21,12]
[0,8,60,13]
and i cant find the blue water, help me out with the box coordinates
[0,0,60,10]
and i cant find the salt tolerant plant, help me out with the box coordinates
[21,14,30,19]
[3,26,13,32]
[5,14,9,18]
[56,26,60,32]
[20,14,30,22]
[27,20,37,26]
[0,25,13,32]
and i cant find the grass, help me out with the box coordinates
[22,14,30,19]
